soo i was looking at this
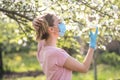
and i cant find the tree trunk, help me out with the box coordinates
[0,44,3,78]
[93,52,97,80]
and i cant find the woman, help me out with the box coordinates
[32,13,98,80]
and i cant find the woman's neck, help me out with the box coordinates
[45,37,57,47]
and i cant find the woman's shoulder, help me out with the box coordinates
[44,46,60,52]
[44,46,66,54]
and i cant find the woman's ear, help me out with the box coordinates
[48,27,54,33]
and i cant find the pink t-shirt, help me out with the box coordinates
[37,41,72,80]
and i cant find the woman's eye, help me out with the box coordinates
[59,22,62,24]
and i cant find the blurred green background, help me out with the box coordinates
[0,0,120,80]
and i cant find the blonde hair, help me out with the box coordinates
[32,13,54,41]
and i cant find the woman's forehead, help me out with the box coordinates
[53,15,59,19]
[53,15,61,22]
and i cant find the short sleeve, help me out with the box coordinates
[37,40,45,62]
[56,49,69,67]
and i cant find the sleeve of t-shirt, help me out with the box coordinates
[37,40,45,53]
[37,40,45,61]
[56,49,70,67]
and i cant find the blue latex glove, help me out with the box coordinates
[58,23,66,36]
[89,27,98,49]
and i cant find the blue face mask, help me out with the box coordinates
[58,23,66,37]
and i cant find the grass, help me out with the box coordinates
[3,75,46,80]
[72,64,120,80]
[2,51,120,80]
[3,51,41,72]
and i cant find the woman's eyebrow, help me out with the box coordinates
[58,19,62,22]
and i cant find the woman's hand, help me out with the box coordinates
[89,27,98,49]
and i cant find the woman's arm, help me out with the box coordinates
[63,27,98,73]
[63,47,94,73]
